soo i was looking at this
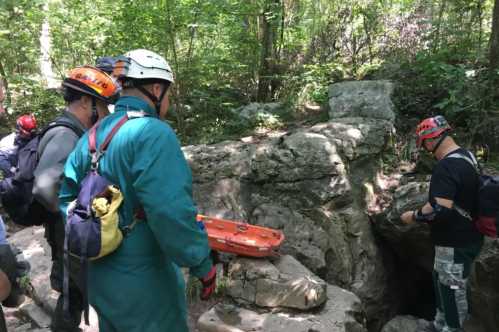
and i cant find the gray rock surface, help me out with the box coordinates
[381,315,434,332]
[8,227,58,312]
[184,117,394,329]
[18,300,51,328]
[468,238,499,332]
[328,80,395,121]
[227,255,327,310]
[198,285,367,332]
[373,182,434,273]
[233,102,284,122]
[7,226,99,331]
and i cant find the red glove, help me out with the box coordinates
[199,265,216,300]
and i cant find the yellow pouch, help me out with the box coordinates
[91,185,124,259]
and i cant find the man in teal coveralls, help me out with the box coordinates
[59,49,216,332]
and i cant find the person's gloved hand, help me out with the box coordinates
[199,265,216,300]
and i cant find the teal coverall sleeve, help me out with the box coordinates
[131,120,212,278]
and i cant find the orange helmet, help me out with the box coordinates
[16,114,37,138]
[415,115,451,148]
[62,66,120,103]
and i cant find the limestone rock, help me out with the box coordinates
[184,116,394,329]
[7,227,58,313]
[198,285,367,332]
[469,238,499,332]
[373,182,434,273]
[227,256,327,310]
[328,80,395,121]
[381,315,434,332]
[18,299,51,328]
[7,226,99,331]
[233,102,285,122]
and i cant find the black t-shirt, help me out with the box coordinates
[428,148,482,247]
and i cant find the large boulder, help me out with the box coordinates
[468,238,499,332]
[232,102,285,123]
[381,315,434,332]
[328,80,395,121]
[199,255,367,331]
[185,116,395,329]
[227,255,327,310]
[198,285,367,332]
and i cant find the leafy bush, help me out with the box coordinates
[4,77,63,128]
[377,53,498,129]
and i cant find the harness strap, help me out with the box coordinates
[89,115,130,169]
[89,115,129,154]
[446,152,482,175]
[446,151,482,221]
[99,116,129,153]
[63,223,70,317]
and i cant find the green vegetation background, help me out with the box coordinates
[1,0,498,154]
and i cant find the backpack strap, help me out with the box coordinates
[446,150,484,221]
[446,151,482,175]
[41,118,85,138]
[89,112,147,169]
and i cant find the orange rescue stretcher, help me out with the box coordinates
[196,214,285,258]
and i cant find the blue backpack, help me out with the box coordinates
[1,118,84,226]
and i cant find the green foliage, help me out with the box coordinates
[6,77,63,124]
[379,52,497,129]
[0,0,498,144]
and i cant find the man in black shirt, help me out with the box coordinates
[401,115,483,332]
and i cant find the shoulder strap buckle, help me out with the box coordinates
[126,110,147,119]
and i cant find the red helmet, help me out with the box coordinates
[415,115,451,148]
[16,114,37,138]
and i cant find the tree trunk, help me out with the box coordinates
[432,0,447,53]
[257,0,281,102]
[164,0,185,137]
[489,0,499,69]
[39,1,59,89]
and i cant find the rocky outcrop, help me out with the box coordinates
[374,179,499,332]
[468,238,499,332]
[371,179,439,322]
[198,256,367,332]
[227,255,327,310]
[185,115,395,329]
[6,226,99,332]
[232,102,285,123]
[328,80,395,121]
[381,315,434,332]
[373,181,434,273]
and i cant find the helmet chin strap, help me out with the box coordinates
[91,98,99,125]
[427,132,448,154]
[136,84,168,116]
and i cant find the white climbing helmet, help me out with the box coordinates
[113,49,174,84]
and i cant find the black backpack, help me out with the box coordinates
[447,151,499,238]
[1,118,84,226]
